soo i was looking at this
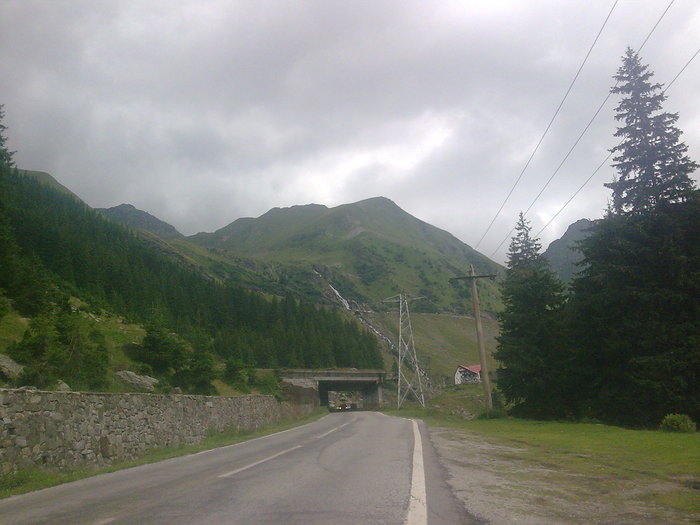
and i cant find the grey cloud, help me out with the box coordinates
[1,0,698,261]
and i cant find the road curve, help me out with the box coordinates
[0,412,469,524]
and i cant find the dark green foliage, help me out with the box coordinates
[222,360,282,397]
[496,51,700,428]
[173,350,217,395]
[659,414,696,433]
[495,213,568,418]
[562,51,699,427]
[0,203,58,316]
[9,304,109,390]
[0,290,10,319]
[128,323,218,395]
[136,324,187,375]
[568,196,700,426]
[606,48,697,214]
[224,358,252,385]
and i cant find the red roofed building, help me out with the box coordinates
[454,364,481,385]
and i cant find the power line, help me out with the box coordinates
[535,151,612,237]
[535,44,700,237]
[489,92,613,256]
[638,0,675,53]
[473,0,619,250]
[664,46,700,93]
[488,0,677,258]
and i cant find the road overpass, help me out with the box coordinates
[280,369,386,408]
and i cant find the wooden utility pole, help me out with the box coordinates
[450,265,496,413]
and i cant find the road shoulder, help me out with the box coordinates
[428,426,698,525]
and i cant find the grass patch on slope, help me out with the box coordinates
[0,310,29,351]
[366,312,499,380]
[0,408,327,499]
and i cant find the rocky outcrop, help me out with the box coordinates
[114,370,159,392]
[55,380,71,392]
[0,354,24,380]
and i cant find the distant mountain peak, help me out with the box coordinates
[543,218,595,283]
[97,204,183,240]
[188,196,503,313]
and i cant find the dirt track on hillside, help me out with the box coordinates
[429,427,699,525]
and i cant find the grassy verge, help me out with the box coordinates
[385,400,700,516]
[423,414,700,479]
[0,408,327,499]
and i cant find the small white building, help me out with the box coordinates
[454,364,481,385]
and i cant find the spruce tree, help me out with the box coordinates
[607,48,697,214]
[495,213,567,417]
[568,50,700,427]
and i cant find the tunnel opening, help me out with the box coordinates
[318,380,381,410]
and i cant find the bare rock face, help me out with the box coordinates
[115,370,159,392]
[55,380,72,392]
[0,354,24,380]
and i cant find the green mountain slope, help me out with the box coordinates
[365,311,499,382]
[21,169,83,201]
[190,197,503,313]
[97,204,184,240]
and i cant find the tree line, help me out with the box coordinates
[495,48,699,428]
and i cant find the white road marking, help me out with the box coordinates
[92,518,116,525]
[315,420,353,439]
[217,445,302,478]
[194,414,330,457]
[405,419,427,525]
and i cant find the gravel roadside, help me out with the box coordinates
[428,426,698,525]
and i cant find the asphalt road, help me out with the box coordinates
[0,412,469,525]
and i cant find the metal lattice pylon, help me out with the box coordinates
[386,293,426,408]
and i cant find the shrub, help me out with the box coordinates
[0,292,10,319]
[659,413,696,433]
[477,408,508,420]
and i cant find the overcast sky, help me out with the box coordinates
[1,1,698,263]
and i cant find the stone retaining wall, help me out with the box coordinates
[0,389,315,474]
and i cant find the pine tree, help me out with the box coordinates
[495,214,567,417]
[606,48,697,214]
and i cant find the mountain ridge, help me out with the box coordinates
[14,166,505,314]
[97,203,184,240]
[187,196,504,313]
[543,218,594,283]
